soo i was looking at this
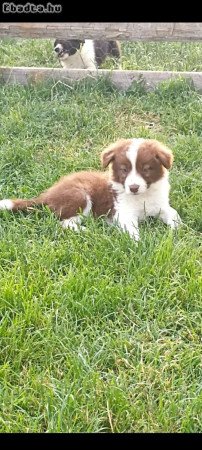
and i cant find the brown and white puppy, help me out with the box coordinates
[54,39,121,69]
[0,138,181,241]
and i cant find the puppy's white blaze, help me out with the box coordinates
[125,138,147,194]
[0,199,14,210]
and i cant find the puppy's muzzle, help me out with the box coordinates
[54,46,67,58]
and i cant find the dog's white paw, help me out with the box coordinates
[61,217,85,232]
[167,213,182,229]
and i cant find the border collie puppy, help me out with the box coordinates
[0,138,181,241]
[54,39,121,69]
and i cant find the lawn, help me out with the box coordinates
[0,39,201,433]
[1,38,202,71]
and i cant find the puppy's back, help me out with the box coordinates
[94,40,121,66]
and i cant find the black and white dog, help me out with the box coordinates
[54,39,121,69]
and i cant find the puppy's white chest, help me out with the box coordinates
[60,40,96,69]
[61,52,86,68]
[115,190,169,220]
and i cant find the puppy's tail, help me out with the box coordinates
[0,197,43,212]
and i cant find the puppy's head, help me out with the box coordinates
[101,138,173,195]
[54,39,85,60]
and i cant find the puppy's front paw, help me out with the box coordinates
[168,212,182,229]
[160,207,182,230]
[125,225,140,242]
[61,217,85,232]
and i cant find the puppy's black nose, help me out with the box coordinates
[129,184,140,193]
[54,47,60,53]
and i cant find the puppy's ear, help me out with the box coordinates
[154,142,174,169]
[101,139,130,168]
[101,146,115,168]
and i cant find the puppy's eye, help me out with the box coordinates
[120,167,128,174]
[143,166,152,172]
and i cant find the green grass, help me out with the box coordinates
[0,38,202,71]
[0,42,202,432]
